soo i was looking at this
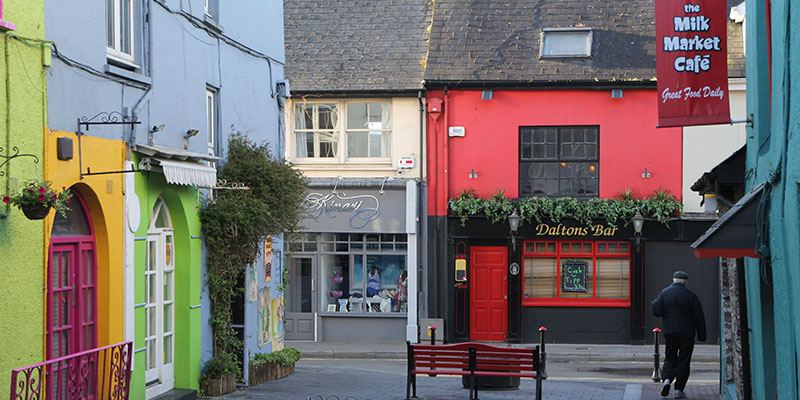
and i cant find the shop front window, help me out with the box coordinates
[291,233,408,314]
[522,240,630,307]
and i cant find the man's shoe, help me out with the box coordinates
[661,379,671,397]
[673,389,686,399]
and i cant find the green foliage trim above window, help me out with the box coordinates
[449,188,682,227]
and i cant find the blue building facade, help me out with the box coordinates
[44,0,286,397]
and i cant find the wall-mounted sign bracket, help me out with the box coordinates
[77,111,141,132]
[74,112,143,179]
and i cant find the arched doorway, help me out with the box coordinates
[47,191,98,395]
[145,198,175,397]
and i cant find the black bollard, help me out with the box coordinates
[652,328,662,382]
[430,325,437,345]
[538,326,548,379]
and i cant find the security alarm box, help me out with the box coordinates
[455,258,467,281]
[448,126,465,137]
[398,157,415,169]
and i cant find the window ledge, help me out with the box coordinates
[319,312,407,318]
[203,14,223,32]
[104,64,152,86]
[522,299,630,308]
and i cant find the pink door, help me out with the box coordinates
[47,193,98,398]
[470,246,508,341]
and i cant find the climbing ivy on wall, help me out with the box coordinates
[199,133,307,371]
[449,187,682,227]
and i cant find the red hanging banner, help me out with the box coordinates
[656,0,730,127]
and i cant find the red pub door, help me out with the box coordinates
[469,246,508,341]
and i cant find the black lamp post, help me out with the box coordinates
[632,211,644,252]
[508,209,520,251]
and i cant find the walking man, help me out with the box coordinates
[652,271,706,399]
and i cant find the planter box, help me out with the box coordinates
[248,361,295,386]
[202,372,237,397]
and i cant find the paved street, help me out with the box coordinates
[212,358,720,400]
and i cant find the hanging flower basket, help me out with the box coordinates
[3,178,72,220]
[20,203,52,220]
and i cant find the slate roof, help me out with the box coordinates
[424,0,747,85]
[424,0,657,85]
[284,0,432,93]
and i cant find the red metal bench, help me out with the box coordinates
[406,341,543,400]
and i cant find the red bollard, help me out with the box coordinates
[539,326,548,379]
[652,328,662,382]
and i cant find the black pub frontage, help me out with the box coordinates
[439,214,720,345]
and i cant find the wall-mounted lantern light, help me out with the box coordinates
[632,211,644,252]
[508,209,520,251]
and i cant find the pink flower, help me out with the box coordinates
[67,198,71,204]
[39,187,46,194]
[38,194,45,201]
[52,194,57,200]
[2,195,9,203]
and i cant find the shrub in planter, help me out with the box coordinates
[200,354,239,396]
[248,348,301,386]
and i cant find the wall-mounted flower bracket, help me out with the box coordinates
[0,146,39,177]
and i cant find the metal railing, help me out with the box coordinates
[9,341,132,400]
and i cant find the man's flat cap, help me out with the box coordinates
[673,271,689,279]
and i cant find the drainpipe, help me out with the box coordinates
[442,86,449,326]
[417,90,425,323]
[129,0,154,146]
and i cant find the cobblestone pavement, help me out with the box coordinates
[210,363,721,400]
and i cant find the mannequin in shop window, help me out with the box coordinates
[367,265,381,297]
[397,271,408,312]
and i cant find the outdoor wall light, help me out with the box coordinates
[632,211,644,252]
[508,209,520,251]
[148,124,166,145]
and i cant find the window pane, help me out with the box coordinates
[295,104,313,130]
[120,0,132,55]
[524,257,557,298]
[164,334,172,364]
[368,131,388,157]
[106,0,115,47]
[347,103,368,129]
[295,131,314,158]
[347,131,367,157]
[318,104,338,130]
[596,258,630,299]
[318,131,338,158]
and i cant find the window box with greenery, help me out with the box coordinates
[3,179,72,220]
[449,187,682,228]
[200,354,238,397]
[248,348,301,386]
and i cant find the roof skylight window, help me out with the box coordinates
[540,28,593,58]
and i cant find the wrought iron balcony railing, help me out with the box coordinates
[9,341,132,400]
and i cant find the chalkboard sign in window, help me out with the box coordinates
[561,260,588,292]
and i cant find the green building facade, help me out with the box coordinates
[0,0,49,396]
[744,0,800,397]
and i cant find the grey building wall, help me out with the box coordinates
[45,0,287,383]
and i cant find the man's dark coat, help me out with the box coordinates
[651,281,707,341]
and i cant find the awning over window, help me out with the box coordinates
[691,183,763,259]
[156,158,217,187]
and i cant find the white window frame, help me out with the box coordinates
[206,88,216,158]
[291,100,393,164]
[106,0,135,64]
[539,27,593,58]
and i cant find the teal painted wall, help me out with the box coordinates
[745,0,800,397]
[0,0,48,396]
[131,153,202,400]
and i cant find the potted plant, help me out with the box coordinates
[3,179,72,220]
[248,348,301,386]
[200,354,239,396]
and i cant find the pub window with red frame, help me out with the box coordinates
[522,240,630,307]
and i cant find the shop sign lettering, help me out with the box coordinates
[304,191,381,229]
[656,0,730,127]
[535,223,618,237]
